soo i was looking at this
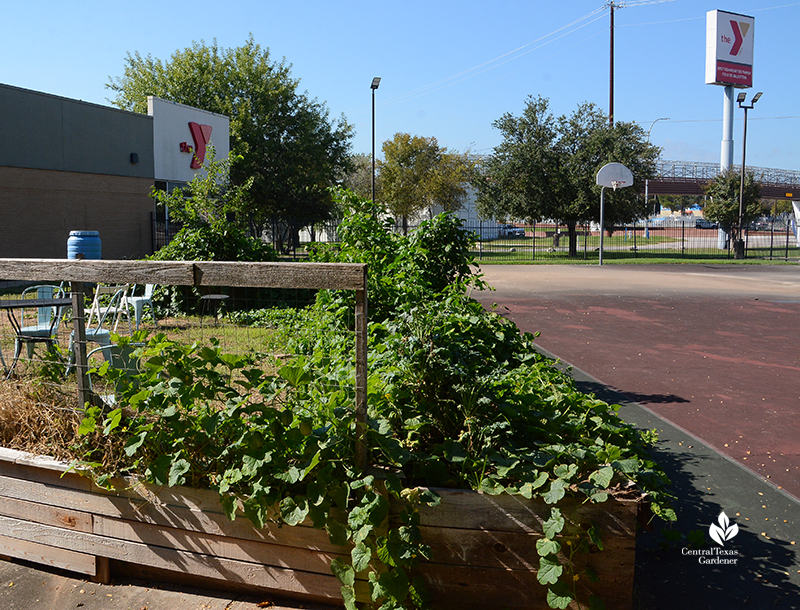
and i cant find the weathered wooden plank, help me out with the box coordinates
[0,458,95,492]
[0,495,92,533]
[0,450,636,609]
[418,524,635,574]
[0,474,345,554]
[407,488,639,537]
[193,261,367,290]
[92,513,347,576]
[0,259,195,285]
[0,448,27,463]
[0,259,367,290]
[9,449,88,474]
[0,533,97,576]
[415,563,634,610]
[0,514,346,601]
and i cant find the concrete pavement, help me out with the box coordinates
[473,263,800,608]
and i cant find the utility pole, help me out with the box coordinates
[609,1,616,126]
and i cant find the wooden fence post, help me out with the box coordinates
[70,281,90,409]
[354,269,369,472]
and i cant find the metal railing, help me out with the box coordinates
[151,213,798,264]
[284,217,799,263]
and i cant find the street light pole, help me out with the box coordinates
[735,91,762,259]
[370,77,381,204]
[645,117,669,215]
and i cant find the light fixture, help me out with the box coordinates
[734,91,763,259]
[371,77,381,204]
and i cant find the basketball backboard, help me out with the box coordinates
[596,162,633,189]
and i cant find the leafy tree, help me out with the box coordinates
[339,152,380,203]
[379,133,474,228]
[149,151,276,262]
[475,96,660,255]
[148,152,277,312]
[107,36,353,234]
[703,169,761,242]
[658,195,684,214]
[769,200,793,217]
[659,195,704,215]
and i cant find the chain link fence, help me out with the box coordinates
[274,216,799,263]
[0,260,368,464]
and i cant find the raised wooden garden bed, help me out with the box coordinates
[0,448,640,609]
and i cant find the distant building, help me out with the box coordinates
[416,187,503,240]
[0,84,228,260]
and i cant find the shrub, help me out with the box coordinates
[74,189,673,610]
[308,187,485,321]
[150,223,278,263]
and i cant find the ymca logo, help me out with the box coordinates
[182,122,213,169]
[721,20,750,56]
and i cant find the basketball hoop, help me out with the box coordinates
[595,163,634,265]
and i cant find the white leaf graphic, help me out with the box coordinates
[709,511,738,546]
[709,523,726,546]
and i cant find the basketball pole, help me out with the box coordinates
[599,186,606,266]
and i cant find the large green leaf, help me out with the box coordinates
[543,508,565,539]
[546,581,574,609]
[542,478,567,505]
[351,542,372,573]
[536,538,561,557]
[537,555,563,585]
[589,465,614,488]
[167,458,191,487]
[278,364,313,387]
[280,496,309,526]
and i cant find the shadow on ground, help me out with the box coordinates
[573,378,800,609]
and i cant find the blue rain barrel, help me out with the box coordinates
[67,231,102,260]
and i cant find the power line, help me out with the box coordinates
[345,4,609,116]
[638,116,800,125]
[377,13,608,112]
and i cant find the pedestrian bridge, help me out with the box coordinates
[644,160,800,200]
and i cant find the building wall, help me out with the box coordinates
[0,83,154,260]
[0,84,154,177]
[0,167,154,259]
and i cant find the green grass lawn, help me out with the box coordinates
[472,235,800,264]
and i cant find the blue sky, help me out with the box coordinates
[3,1,799,171]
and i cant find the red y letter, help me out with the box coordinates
[188,122,213,169]
[729,21,744,56]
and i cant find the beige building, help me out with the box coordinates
[0,84,229,261]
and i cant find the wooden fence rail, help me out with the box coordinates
[0,259,370,469]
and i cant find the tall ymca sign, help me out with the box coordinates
[705,9,755,88]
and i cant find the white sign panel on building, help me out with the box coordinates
[705,9,755,88]
[148,96,230,183]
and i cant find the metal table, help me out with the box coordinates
[0,297,72,378]
[198,294,229,327]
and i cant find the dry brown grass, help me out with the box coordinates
[0,378,81,461]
